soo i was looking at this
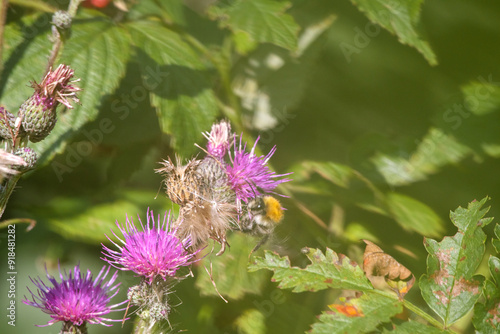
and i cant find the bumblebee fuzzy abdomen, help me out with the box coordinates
[262,196,283,223]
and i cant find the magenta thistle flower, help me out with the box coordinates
[22,264,124,328]
[203,120,233,159]
[226,136,292,203]
[102,210,197,284]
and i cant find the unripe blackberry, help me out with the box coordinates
[14,147,37,171]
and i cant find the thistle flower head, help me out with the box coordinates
[21,64,80,142]
[22,264,124,328]
[102,210,198,284]
[203,120,233,159]
[33,64,81,110]
[226,136,292,203]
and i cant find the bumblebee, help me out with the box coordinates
[240,195,284,254]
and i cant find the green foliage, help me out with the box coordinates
[249,247,372,292]
[2,0,500,333]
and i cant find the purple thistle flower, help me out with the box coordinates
[226,136,292,203]
[33,64,81,110]
[203,120,233,159]
[102,210,197,284]
[22,264,124,328]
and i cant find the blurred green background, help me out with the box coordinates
[1,0,500,333]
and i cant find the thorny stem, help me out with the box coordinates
[0,0,8,76]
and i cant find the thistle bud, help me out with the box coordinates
[0,107,16,140]
[14,147,37,171]
[21,64,80,143]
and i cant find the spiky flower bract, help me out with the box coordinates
[22,264,124,329]
[226,136,292,203]
[102,209,197,284]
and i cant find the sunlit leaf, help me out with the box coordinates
[372,128,471,186]
[310,293,402,334]
[209,0,299,52]
[249,247,373,292]
[385,192,444,237]
[350,0,437,65]
[493,224,500,254]
[234,309,266,334]
[420,197,493,327]
[291,161,354,188]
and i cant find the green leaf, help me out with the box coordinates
[209,0,300,52]
[234,309,266,334]
[291,161,354,188]
[248,247,373,292]
[1,14,52,112]
[493,224,500,253]
[385,192,444,237]
[420,197,493,327]
[195,233,268,300]
[472,256,500,333]
[129,0,186,26]
[350,0,437,65]
[461,78,500,116]
[128,21,218,156]
[44,190,171,243]
[372,128,471,186]
[382,320,451,333]
[310,293,402,334]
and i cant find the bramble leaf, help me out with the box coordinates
[310,293,402,334]
[128,21,218,156]
[209,0,299,52]
[419,197,493,327]
[350,0,437,65]
[248,247,373,292]
[472,255,500,333]
[492,224,500,253]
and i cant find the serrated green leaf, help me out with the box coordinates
[310,293,402,334]
[128,21,218,156]
[382,320,450,333]
[472,256,500,333]
[248,247,373,292]
[196,233,267,300]
[385,192,444,237]
[209,0,299,52]
[350,0,437,65]
[420,197,493,327]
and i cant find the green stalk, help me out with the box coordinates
[0,173,22,219]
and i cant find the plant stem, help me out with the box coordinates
[0,172,22,219]
[0,217,36,230]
